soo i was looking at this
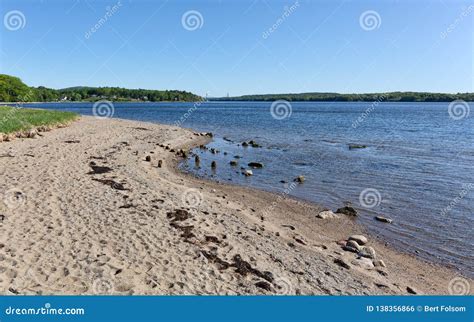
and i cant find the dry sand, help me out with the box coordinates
[0,116,471,295]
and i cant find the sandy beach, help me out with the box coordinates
[0,116,471,295]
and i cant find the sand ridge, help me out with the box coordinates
[0,116,470,295]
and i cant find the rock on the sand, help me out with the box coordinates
[406,286,418,294]
[336,206,357,216]
[316,210,339,219]
[351,257,374,269]
[343,240,361,253]
[358,246,376,259]
[375,216,393,224]
[334,258,351,269]
[373,259,386,268]
[348,235,368,245]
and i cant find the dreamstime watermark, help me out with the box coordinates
[92,276,115,294]
[440,183,473,216]
[359,10,381,31]
[174,94,208,127]
[359,188,382,209]
[352,94,386,129]
[181,10,204,31]
[262,0,300,39]
[448,277,471,295]
[4,303,85,316]
[3,10,26,31]
[181,188,203,208]
[92,100,115,119]
[3,188,27,210]
[84,1,122,39]
[261,181,298,217]
[273,277,294,295]
[448,100,470,121]
[270,100,292,120]
[440,5,474,39]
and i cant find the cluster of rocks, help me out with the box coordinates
[0,129,38,142]
[193,132,213,137]
[241,140,261,148]
[315,206,357,219]
[339,234,386,269]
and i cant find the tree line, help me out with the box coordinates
[0,74,202,102]
[212,92,474,102]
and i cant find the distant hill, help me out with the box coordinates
[0,74,202,102]
[212,91,474,102]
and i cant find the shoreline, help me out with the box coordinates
[0,116,471,295]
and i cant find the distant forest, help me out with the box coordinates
[0,74,202,102]
[2,74,472,103]
[212,92,474,102]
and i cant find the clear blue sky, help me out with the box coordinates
[0,0,472,97]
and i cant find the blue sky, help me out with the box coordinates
[0,0,472,97]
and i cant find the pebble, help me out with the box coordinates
[294,175,305,183]
[211,161,217,169]
[375,216,393,224]
[358,246,377,259]
[145,155,151,162]
[351,257,374,269]
[334,258,351,269]
[373,259,386,268]
[316,210,339,219]
[406,286,417,294]
[243,169,253,176]
[248,162,264,168]
[348,235,368,245]
[336,206,357,216]
[344,240,361,252]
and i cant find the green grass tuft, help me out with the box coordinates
[0,106,78,134]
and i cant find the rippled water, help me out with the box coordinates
[26,101,474,276]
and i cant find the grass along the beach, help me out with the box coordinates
[0,106,78,134]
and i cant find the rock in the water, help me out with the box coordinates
[195,155,200,164]
[243,169,253,176]
[336,206,357,216]
[229,160,238,166]
[348,144,367,150]
[348,235,368,245]
[316,210,339,219]
[373,259,386,268]
[242,142,249,147]
[358,246,376,259]
[375,216,393,224]
[211,161,217,169]
[248,162,264,168]
[294,176,305,183]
